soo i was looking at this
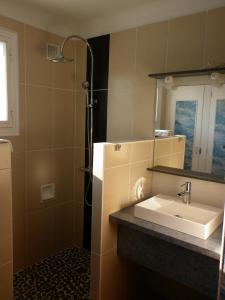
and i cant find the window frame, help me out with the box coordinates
[0,27,19,136]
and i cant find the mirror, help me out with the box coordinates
[153,75,225,183]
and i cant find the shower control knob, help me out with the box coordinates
[82,81,89,89]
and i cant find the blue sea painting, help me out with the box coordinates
[212,99,225,177]
[174,101,197,170]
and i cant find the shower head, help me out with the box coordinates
[50,55,74,63]
[48,35,93,65]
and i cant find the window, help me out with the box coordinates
[0,27,19,136]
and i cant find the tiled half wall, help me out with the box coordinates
[91,140,154,300]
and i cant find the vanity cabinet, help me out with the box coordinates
[111,207,221,300]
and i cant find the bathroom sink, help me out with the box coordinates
[134,194,223,239]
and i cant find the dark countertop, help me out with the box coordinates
[110,206,222,261]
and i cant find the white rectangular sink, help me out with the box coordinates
[134,194,223,239]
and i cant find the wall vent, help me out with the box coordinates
[46,43,60,60]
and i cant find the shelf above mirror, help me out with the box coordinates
[148,66,225,79]
[148,166,225,184]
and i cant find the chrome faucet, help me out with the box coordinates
[177,182,191,204]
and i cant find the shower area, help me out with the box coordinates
[12,27,109,299]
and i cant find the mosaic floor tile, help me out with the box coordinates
[14,247,90,300]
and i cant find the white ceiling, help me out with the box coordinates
[0,0,225,37]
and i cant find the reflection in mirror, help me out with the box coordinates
[154,75,225,181]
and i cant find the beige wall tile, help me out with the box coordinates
[53,149,74,203]
[13,215,26,272]
[0,170,12,242]
[25,25,53,86]
[154,137,185,168]
[27,150,54,212]
[205,7,225,67]
[154,155,171,168]
[0,231,12,266]
[74,92,86,148]
[0,146,13,299]
[0,143,11,169]
[75,41,87,91]
[133,83,156,140]
[104,143,131,169]
[52,89,74,148]
[0,263,13,300]
[154,138,173,157]
[101,214,117,254]
[107,89,135,141]
[129,160,152,204]
[53,202,76,251]
[170,153,184,169]
[5,84,26,153]
[74,201,84,247]
[26,208,54,265]
[152,172,225,208]
[108,29,136,90]
[51,35,75,90]
[90,253,101,300]
[26,86,53,150]
[12,152,25,217]
[100,248,126,300]
[167,13,206,71]
[172,137,185,153]
[136,21,168,86]
[103,165,130,214]
[0,15,25,84]
[130,140,154,163]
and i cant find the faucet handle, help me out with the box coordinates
[181,182,191,192]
